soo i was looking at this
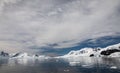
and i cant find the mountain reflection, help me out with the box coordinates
[0,57,120,73]
[64,57,120,68]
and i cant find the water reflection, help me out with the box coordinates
[8,58,47,66]
[64,57,120,69]
[0,57,120,73]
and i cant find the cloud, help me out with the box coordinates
[0,0,120,53]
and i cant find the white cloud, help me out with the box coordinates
[0,0,120,53]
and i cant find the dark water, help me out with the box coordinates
[0,57,120,73]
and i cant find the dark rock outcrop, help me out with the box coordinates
[0,51,9,57]
[100,49,120,56]
[90,54,94,57]
[12,53,20,57]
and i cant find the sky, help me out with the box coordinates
[0,0,120,56]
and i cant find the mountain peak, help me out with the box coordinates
[62,43,120,58]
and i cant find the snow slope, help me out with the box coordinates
[59,43,120,58]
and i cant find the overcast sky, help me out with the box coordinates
[0,0,120,54]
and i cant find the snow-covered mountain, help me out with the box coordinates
[10,53,51,59]
[0,52,50,59]
[1,43,120,59]
[59,43,120,58]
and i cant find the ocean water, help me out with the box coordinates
[0,57,120,73]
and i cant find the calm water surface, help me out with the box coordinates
[0,57,120,73]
